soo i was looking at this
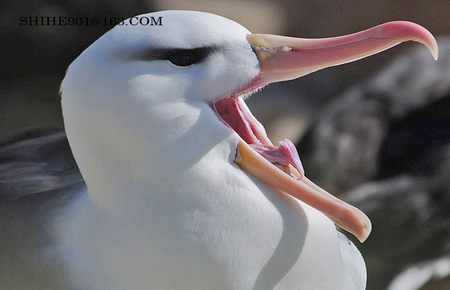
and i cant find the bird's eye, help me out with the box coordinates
[164,48,212,67]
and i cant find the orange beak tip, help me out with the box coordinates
[235,140,372,243]
[356,216,372,243]
[353,210,372,243]
[332,206,372,243]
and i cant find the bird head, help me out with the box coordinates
[61,10,437,242]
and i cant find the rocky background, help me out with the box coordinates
[1,1,450,289]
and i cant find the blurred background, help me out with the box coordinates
[1,0,449,289]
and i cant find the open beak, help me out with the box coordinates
[234,21,438,242]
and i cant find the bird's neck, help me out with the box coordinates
[65,99,237,211]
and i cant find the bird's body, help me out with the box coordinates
[0,131,364,290]
[0,10,438,290]
[55,169,362,290]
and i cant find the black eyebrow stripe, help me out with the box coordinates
[139,46,220,61]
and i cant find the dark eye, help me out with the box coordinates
[165,48,211,67]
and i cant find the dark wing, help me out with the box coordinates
[0,128,84,201]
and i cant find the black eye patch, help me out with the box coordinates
[141,47,217,67]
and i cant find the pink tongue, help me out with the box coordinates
[214,97,304,178]
[250,140,304,177]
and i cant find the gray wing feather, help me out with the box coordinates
[0,129,84,201]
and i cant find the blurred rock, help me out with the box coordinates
[300,37,450,192]
[387,256,450,290]
[299,37,450,289]
[247,70,339,144]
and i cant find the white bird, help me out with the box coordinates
[0,10,438,290]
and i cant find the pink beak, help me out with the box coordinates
[236,21,438,242]
[247,21,438,84]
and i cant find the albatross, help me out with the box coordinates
[0,10,438,290]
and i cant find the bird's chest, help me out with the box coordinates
[58,178,352,290]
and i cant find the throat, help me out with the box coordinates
[56,150,264,290]
[214,97,272,145]
[213,97,304,177]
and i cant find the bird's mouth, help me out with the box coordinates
[214,94,304,178]
[213,21,438,243]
